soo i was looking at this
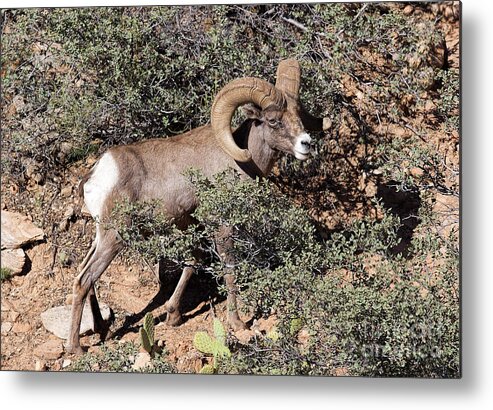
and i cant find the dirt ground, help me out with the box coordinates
[0,3,460,373]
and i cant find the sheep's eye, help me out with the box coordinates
[267,119,281,128]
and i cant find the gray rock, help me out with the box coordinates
[1,248,25,275]
[41,303,111,340]
[1,210,44,249]
[132,352,152,371]
[1,321,13,335]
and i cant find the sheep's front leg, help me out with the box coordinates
[216,226,247,331]
[165,263,195,326]
[224,272,248,330]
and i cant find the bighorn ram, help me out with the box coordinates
[67,59,330,354]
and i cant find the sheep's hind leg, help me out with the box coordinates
[66,229,122,355]
[164,263,195,326]
[87,285,108,340]
[74,235,108,339]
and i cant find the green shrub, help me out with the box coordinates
[67,341,175,373]
[217,203,459,377]
[110,197,198,267]
[111,170,459,377]
[2,5,331,182]
[436,68,460,132]
[189,170,327,317]
[2,4,449,183]
[0,267,13,282]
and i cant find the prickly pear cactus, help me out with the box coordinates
[194,319,231,374]
[199,363,215,374]
[140,312,155,353]
[140,327,153,353]
[143,312,155,346]
[213,318,226,344]
[193,331,215,355]
[212,340,231,359]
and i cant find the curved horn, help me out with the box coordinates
[275,58,301,98]
[211,77,285,162]
[276,59,331,131]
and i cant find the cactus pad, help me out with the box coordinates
[143,312,155,346]
[199,364,215,374]
[213,318,226,344]
[193,331,215,354]
[140,327,153,353]
[212,340,231,359]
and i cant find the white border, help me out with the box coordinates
[2,0,493,409]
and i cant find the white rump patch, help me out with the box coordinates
[294,132,312,160]
[83,152,119,221]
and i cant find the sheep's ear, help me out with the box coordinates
[242,103,262,120]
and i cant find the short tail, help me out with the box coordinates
[78,166,95,199]
[75,165,96,217]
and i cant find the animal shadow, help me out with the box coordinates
[109,262,223,340]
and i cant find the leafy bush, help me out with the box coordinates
[67,341,175,373]
[110,198,197,267]
[2,4,452,184]
[2,5,333,182]
[198,176,459,378]
[111,170,459,377]
[214,212,459,377]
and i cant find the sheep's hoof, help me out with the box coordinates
[228,314,248,331]
[93,322,109,342]
[165,304,183,326]
[166,312,183,326]
[65,343,85,356]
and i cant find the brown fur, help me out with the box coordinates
[67,88,315,354]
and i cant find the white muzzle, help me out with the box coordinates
[294,133,312,160]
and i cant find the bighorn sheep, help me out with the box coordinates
[67,59,330,354]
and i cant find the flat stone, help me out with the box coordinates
[41,303,111,340]
[34,340,64,360]
[1,210,44,249]
[12,322,31,333]
[1,322,13,335]
[132,352,151,371]
[1,248,25,275]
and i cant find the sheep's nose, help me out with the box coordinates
[301,139,311,148]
